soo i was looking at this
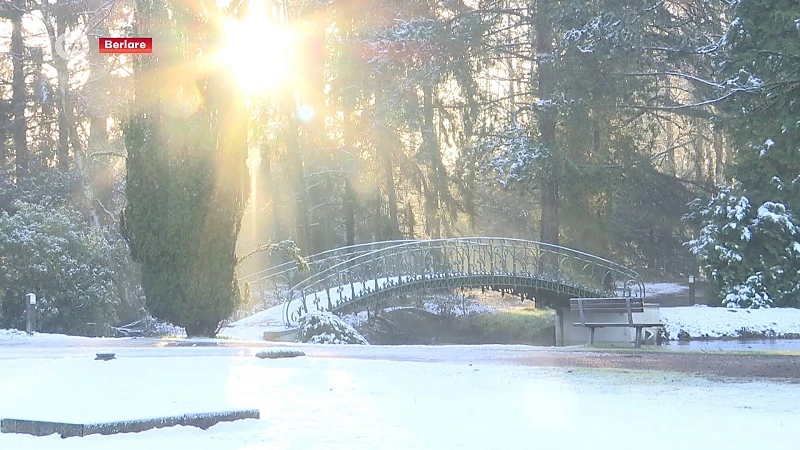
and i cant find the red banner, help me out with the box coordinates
[98,37,153,54]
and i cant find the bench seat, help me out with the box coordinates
[569,297,664,348]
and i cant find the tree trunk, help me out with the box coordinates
[380,139,400,239]
[0,105,6,168]
[405,202,416,238]
[374,189,384,240]
[534,0,559,247]
[42,11,100,229]
[343,177,356,246]
[284,100,311,255]
[341,109,356,246]
[714,126,724,186]
[422,85,446,238]
[11,2,27,178]
[262,151,284,239]
[31,48,53,167]
[375,91,400,239]
[86,28,110,151]
[52,17,71,170]
[693,119,704,188]
[86,30,113,223]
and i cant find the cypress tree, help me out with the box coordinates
[122,1,249,336]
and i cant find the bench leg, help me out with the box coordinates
[588,327,596,346]
[634,327,643,348]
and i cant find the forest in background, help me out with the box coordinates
[1,0,798,334]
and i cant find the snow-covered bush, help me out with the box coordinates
[297,311,369,345]
[685,184,800,308]
[426,290,485,317]
[0,202,124,335]
[0,166,80,212]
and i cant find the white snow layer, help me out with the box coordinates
[661,305,800,339]
[219,303,286,340]
[8,304,800,345]
[643,282,688,296]
[220,276,414,340]
[0,329,107,343]
[1,353,799,449]
[225,280,796,341]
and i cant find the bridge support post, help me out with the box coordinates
[554,308,565,346]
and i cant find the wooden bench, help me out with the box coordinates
[569,297,664,348]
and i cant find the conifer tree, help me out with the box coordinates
[122,1,249,336]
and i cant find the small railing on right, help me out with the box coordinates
[569,297,664,348]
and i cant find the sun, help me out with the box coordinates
[216,4,294,94]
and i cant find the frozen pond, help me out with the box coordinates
[2,346,800,449]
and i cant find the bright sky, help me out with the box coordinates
[217,0,296,94]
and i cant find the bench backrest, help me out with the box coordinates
[569,297,645,325]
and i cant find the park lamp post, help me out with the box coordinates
[688,275,696,305]
[25,293,36,336]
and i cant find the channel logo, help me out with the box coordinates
[98,37,153,54]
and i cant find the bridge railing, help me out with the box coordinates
[239,240,420,308]
[282,237,645,326]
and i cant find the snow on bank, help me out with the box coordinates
[660,305,800,340]
[218,304,285,340]
[0,329,111,344]
[224,284,800,343]
[2,353,800,449]
[220,276,415,340]
[644,282,688,297]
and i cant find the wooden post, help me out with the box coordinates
[554,308,565,346]
[25,293,36,335]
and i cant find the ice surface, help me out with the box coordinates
[1,350,799,449]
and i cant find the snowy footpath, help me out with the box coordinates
[2,347,800,449]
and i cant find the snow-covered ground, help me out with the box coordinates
[0,329,112,344]
[644,282,688,297]
[1,350,800,449]
[661,305,800,340]
[221,276,417,340]
[214,299,800,343]
[219,303,286,340]
[10,302,800,346]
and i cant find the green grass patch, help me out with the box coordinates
[564,366,702,383]
[565,345,800,357]
[682,349,800,357]
[569,344,671,353]
[455,308,555,344]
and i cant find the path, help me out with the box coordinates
[2,338,799,380]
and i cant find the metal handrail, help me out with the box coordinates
[238,240,420,283]
[237,240,421,310]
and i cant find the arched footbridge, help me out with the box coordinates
[239,237,645,328]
